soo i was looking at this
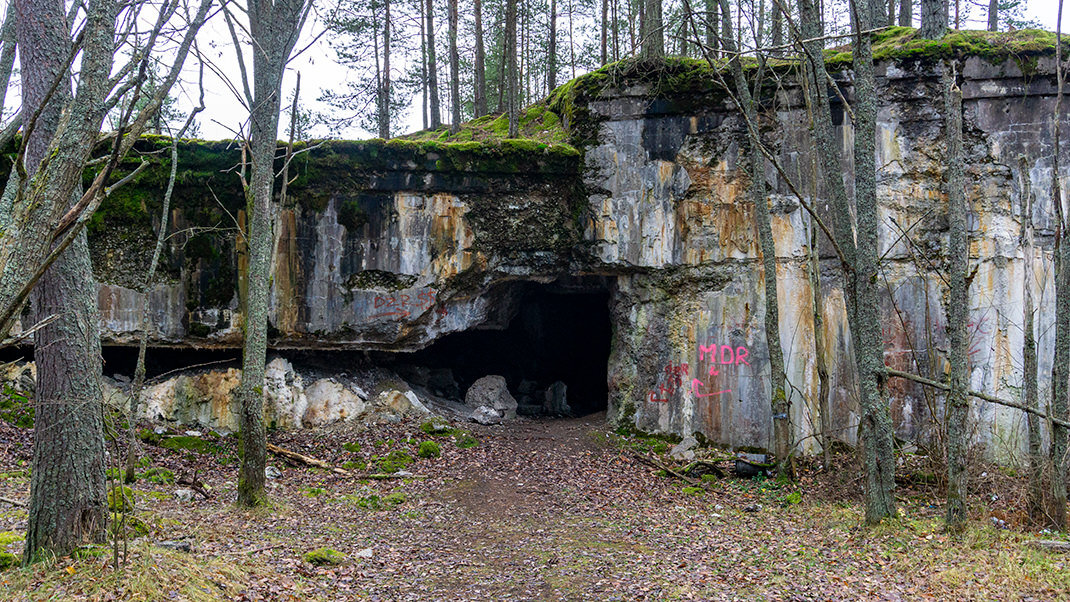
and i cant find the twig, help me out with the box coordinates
[627,449,720,494]
[0,495,25,507]
[886,367,1070,429]
[266,443,349,476]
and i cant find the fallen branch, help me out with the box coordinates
[0,495,25,507]
[886,368,1070,429]
[359,473,428,480]
[177,469,211,500]
[266,443,349,476]
[1027,540,1070,553]
[627,450,720,494]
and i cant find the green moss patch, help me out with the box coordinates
[376,450,414,474]
[0,385,33,428]
[138,467,175,484]
[157,436,220,455]
[454,432,479,449]
[417,441,441,458]
[0,551,16,570]
[0,531,21,548]
[304,547,346,566]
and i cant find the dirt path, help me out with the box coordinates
[3,415,1067,601]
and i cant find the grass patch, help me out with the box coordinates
[376,450,414,474]
[0,540,263,600]
[454,432,479,449]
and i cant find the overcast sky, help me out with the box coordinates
[174,0,1070,141]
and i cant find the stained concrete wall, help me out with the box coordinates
[78,54,1069,461]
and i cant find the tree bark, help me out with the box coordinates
[236,0,311,508]
[1019,158,1044,522]
[899,0,912,26]
[705,0,717,58]
[641,0,663,58]
[420,0,428,129]
[851,0,898,524]
[601,0,608,65]
[549,0,557,90]
[426,0,441,129]
[718,0,790,477]
[987,0,998,31]
[379,0,391,139]
[942,61,969,531]
[506,0,519,137]
[448,0,460,131]
[919,0,947,39]
[1049,0,1068,530]
[18,0,118,565]
[474,0,487,117]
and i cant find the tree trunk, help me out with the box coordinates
[1020,158,1044,523]
[705,0,717,58]
[612,0,619,60]
[549,0,557,90]
[852,0,898,524]
[641,0,663,58]
[448,0,460,131]
[919,0,947,39]
[426,0,441,128]
[601,0,608,65]
[237,0,311,508]
[987,0,998,31]
[568,0,577,79]
[1049,1,1068,530]
[942,61,969,531]
[771,3,783,56]
[420,0,428,129]
[19,0,114,564]
[899,0,912,26]
[506,0,519,137]
[474,0,487,117]
[379,0,391,139]
[718,0,789,478]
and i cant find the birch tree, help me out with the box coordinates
[226,0,313,507]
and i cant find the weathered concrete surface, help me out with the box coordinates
[75,50,1069,462]
[591,55,1069,463]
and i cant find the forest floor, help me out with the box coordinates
[0,414,1068,601]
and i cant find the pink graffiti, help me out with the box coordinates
[371,289,442,319]
[647,342,751,403]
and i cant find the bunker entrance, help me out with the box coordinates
[386,280,613,418]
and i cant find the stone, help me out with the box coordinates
[263,357,307,428]
[174,489,195,503]
[184,430,202,437]
[155,540,192,552]
[304,379,367,425]
[376,389,430,417]
[470,405,503,425]
[543,381,570,415]
[265,466,282,479]
[465,376,517,420]
[670,435,698,460]
[354,548,374,559]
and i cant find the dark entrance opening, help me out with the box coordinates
[386,281,612,417]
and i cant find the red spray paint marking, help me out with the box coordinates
[371,289,443,319]
[647,344,749,403]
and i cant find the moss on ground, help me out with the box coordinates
[304,547,346,565]
[417,441,441,458]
